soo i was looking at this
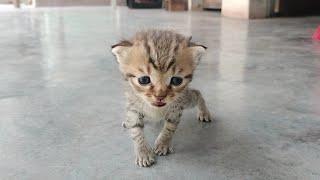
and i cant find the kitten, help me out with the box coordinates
[111,29,212,167]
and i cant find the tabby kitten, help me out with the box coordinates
[111,29,212,167]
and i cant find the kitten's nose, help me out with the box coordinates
[154,95,166,101]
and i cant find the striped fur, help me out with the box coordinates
[112,29,212,167]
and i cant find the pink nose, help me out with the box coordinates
[155,95,166,101]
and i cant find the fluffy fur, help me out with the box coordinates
[111,29,212,167]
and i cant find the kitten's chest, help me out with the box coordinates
[143,107,169,122]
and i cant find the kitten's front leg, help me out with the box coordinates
[130,127,155,167]
[154,119,180,156]
[125,111,155,167]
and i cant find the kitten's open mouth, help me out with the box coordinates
[152,102,166,107]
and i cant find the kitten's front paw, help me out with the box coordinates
[197,111,212,122]
[135,151,155,167]
[154,143,174,156]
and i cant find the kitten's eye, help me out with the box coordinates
[138,76,151,85]
[170,77,183,86]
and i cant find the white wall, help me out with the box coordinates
[222,0,272,19]
[222,0,250,18]
[0,0,11,3]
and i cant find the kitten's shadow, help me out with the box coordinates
[174,112,220,155]
[171,112,285,178]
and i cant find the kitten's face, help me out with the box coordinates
[121,46,194,107]
[112,30,206,108]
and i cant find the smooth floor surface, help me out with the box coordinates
[1,7,320,180]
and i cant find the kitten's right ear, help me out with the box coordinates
[111,40,132,64]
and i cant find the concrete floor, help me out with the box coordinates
[1,7,320,180]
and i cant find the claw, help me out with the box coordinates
[154,145,174,156]
[135,153,155,167]
[197,111,213,122]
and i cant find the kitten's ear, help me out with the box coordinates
[111,40,132,64]
[188,42,207,65]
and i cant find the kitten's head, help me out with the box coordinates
[111,30,206,108]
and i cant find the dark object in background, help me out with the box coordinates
[202,0,221,10]
[164,0,187,11]
[278,0,320,16]
[127,0,162,8]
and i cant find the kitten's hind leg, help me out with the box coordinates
[191,89,212,122]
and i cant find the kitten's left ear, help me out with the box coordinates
[111,40,132,64]
[188,42,207,65]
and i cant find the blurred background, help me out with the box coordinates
[1,0,320,179]
[1,0,320,17]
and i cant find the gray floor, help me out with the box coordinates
[1,6,320,180]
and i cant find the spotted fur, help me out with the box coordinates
[112,29,212,167]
